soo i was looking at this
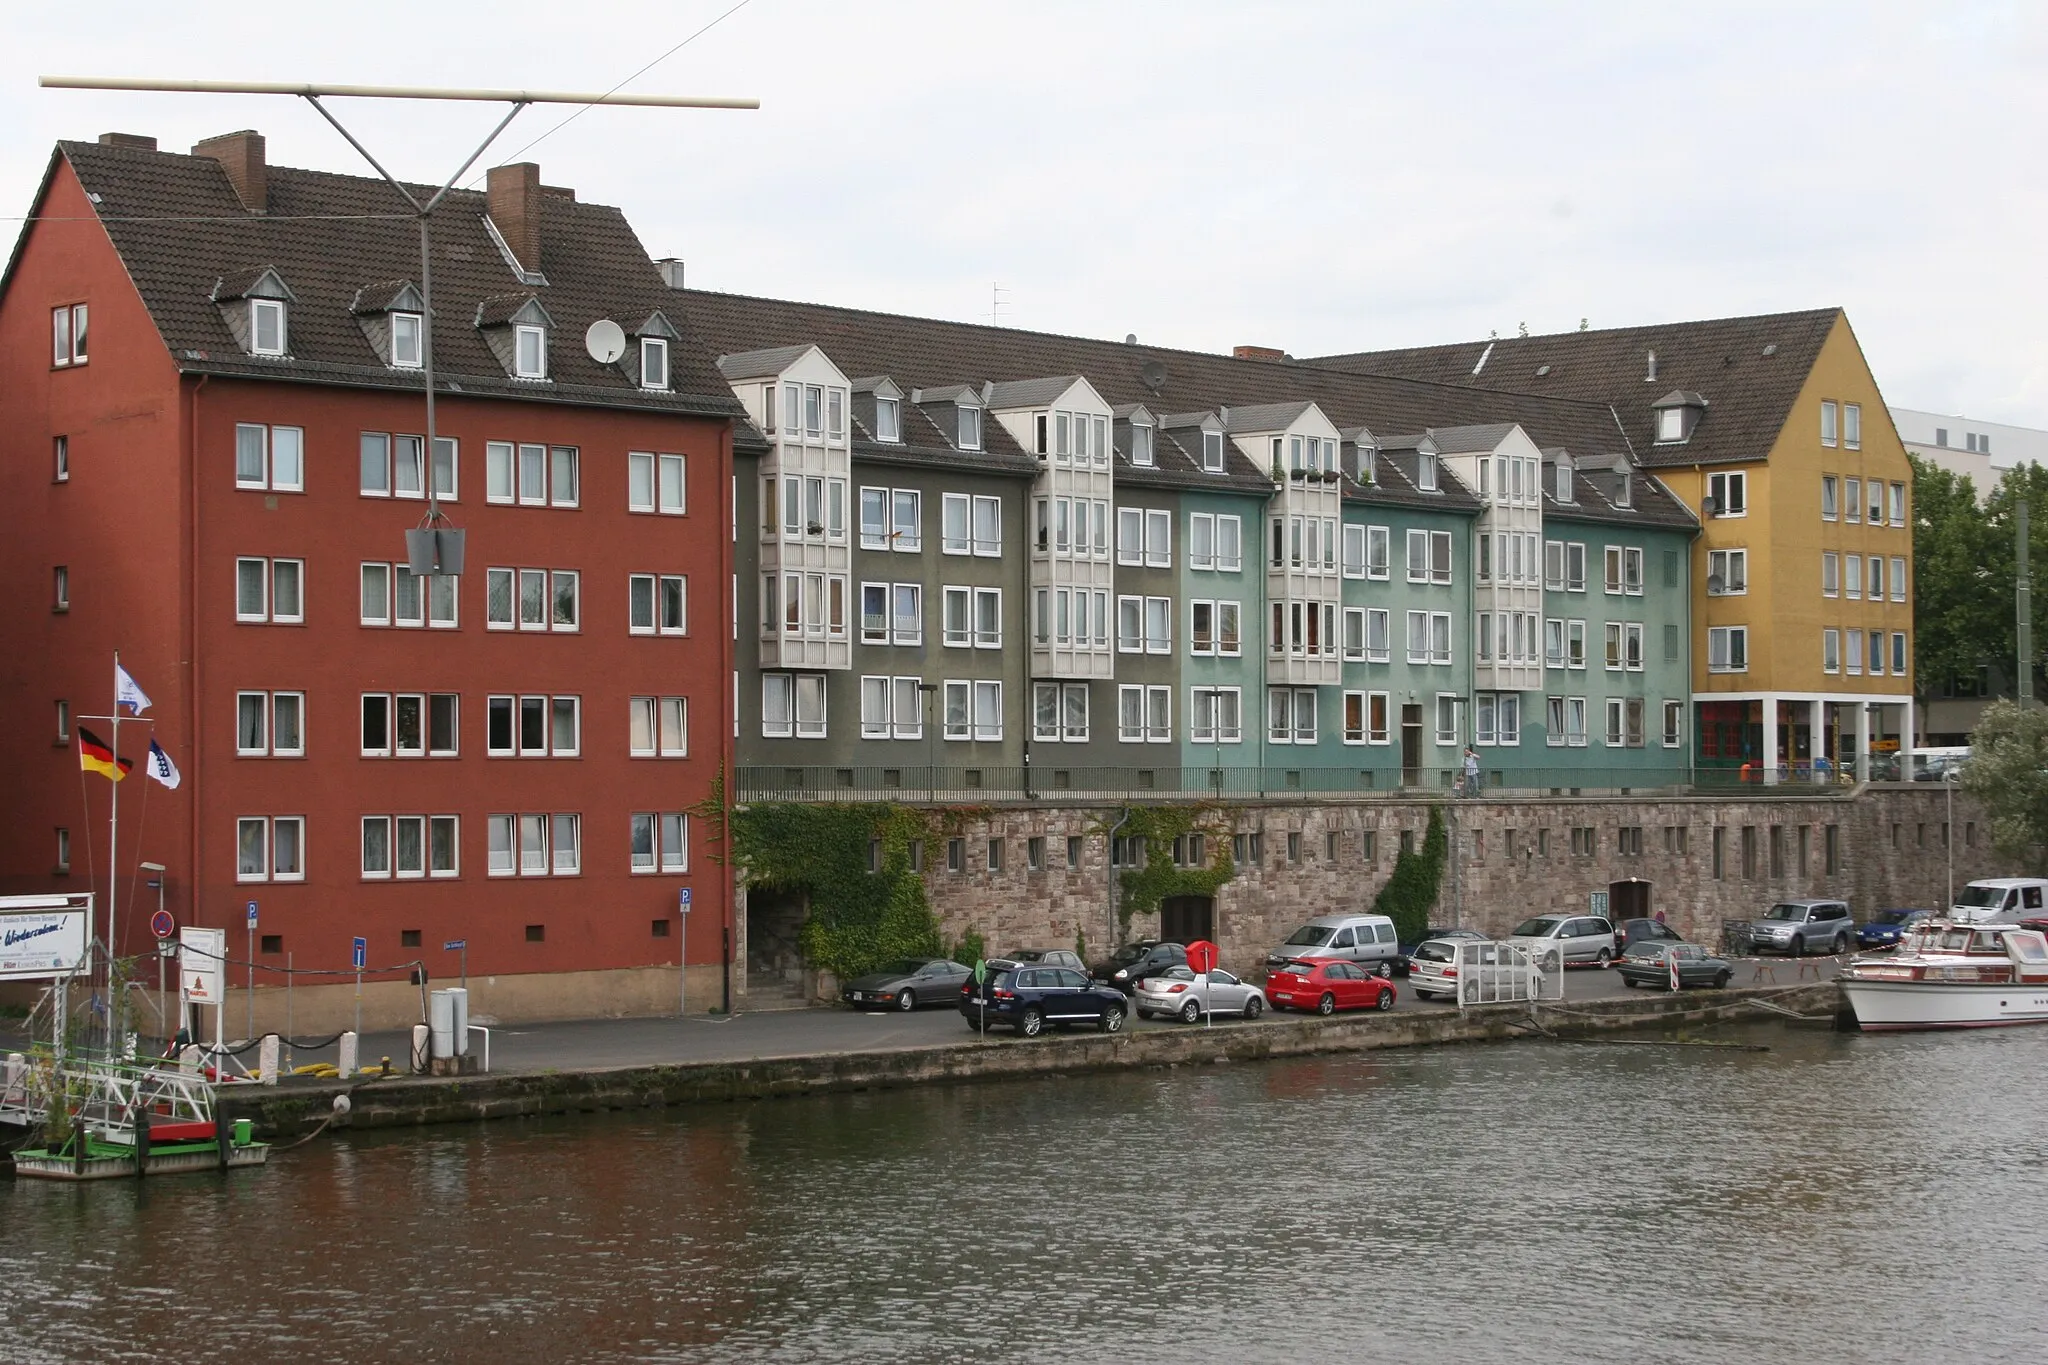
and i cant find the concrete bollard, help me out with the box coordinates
[259,1034,280,1086]
[337,1031,359,1078]
[411,1024,431,1074]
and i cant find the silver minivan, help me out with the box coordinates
[1505,914,1617,970]
[1267,914,1400,974]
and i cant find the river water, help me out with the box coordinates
[4,1024,2045,1364]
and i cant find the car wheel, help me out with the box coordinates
[1832,933,1849,955]
[1179,999,1203,1025]
[1790,935,1805,958]
[1020,1007,1045,1038]
[1099,1005,1125,1034]
[896,989,916,1011]
[1375,988,1394,1012]
[1242,996,1263,1021]
[1596,948,1613,967]
[1713,971,1731,989]
[1317,992,1337,1017]
[1621,976,1637,988]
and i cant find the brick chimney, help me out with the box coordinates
[192,130,267,212]
[488,162,545,273]
[1233,344,1286,363]
[98,132,157,151]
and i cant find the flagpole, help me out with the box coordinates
[109,649,122,1051]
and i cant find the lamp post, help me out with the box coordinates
[1945,768,1956,911]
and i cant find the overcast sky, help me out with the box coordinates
[9,1,2043,421]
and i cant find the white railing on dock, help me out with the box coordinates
[1453,942,1556,1009]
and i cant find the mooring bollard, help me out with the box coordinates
[259,1034,280,1086]
[338,1030,359,1078]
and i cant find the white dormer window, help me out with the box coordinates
[1615,472,1632,507]
[390,312,423,369]
[875,396,901,443]
[1131,424,1154,467]
[1555,462,1573,502]
[515,324,547,379]
[639,337,670,390]
[1418,453,1438,491]
[251,298,287,357]
[959,406,982,451]
[1656,408,1684,443]
[1202,431,1224,473]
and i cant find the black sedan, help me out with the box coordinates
[1615,942,1733,990]
[840,957,970,1011]
[1090,941,1188,993]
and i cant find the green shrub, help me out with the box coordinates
[1372,805,1447,943]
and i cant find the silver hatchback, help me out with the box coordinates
[1750,899,1855,956]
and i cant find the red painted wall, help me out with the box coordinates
[3,155,737,988]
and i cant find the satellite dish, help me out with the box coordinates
[584,318,627,365]
[1140,359,1168,393]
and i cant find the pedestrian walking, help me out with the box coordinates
[1462,746,1481,797]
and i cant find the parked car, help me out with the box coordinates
[1134,966,1267,1023]
[1003,948,1087,972]
[1505,914,1618,971]
[1749,899,1855,956]
[1858,908,1935,950]
[1615,918,1684,955]
[1266,914,1401,975]
[1092,941,1188,993]
[1408,938,1543,1003]
[1616,941,1733,990]
[960,961,1127,1036]
[1263,958,1396,1015]
[1394,926,1485,977]
[840,957,971,1011]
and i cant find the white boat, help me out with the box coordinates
[1839,925,2048,1031]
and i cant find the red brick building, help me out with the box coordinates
[0,131,741,1027]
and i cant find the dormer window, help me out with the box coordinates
[1651,391,1707,445]
[251,298,287,357]
[515,324,547,379]
[1418,453,1438,491]
[876,396,901,443]
[1202,431,1224,473]
[1555,461,1574,503]
[1614,471,1633,508]
[1131,424,1154,467]
[391,312,423,369]
[959,406,982,451]
[639,336,670,391]
[1656,408,1683,442]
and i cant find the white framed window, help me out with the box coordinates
[1117,684,1172,743]
[796,674,828,738]
[1417,453,1438,491]
[1033,682,1091,743]
[513,323,547,379]
[628,573,689,636]
[874,396,901,443]
[1429,612,1452,664]
[1189,686,1241,744]
[1846,628,1865,676]
[1846,554,1863,600]
[1545,617,1564,669]
[1364,607,1390,663]
[1604,621,1623,671]
[1142,595,1172,654]
[1623,546,1643,594]
[1189,512,1213,571]
[1823,628,1841,674]
[971,495,1001,556]
[639,336,670,391]
[1868,628,1885,675]
[1865,478,1883,524]
[628,451,686,515]
[1625,622,1644,671]
[52,303,88,367]
[1889,482,1906,526]
[1341,606,1366,662]
[1365,526,1390,580]
[1267,687,1317,745]
[1565,542,1587,592]
[1605,698,1626,747]
[1197,429,1224,472]
[1405,529,1428,582]
[234,424,304,493]
[1845,477,1862,524]
[250,298,287,357]
[1821,400,1838,447]
[1143,509,1171,568]
[1341,524,1366,578]
[942,586,972,648]
[1707,549,1747,595]
[1435,694,1462,746]
[942,493,973,555]
[1129,423,1155,466]
[957,405,982,450]
[234,556,303,624]
[1342,690,1369,745]
[1404,610,1428,664]
[761,674,793,738]
[236,815,304,883]
[237,690,306,757]
[628,695,689,757]
[1708,626,1748,673]
[1890,557,1907,601]
[1567,620,1586,669]
[1821,475,1838,521]
[1116,506,1144,566]
[390,311,423,369]
[1844,402,1861,450]
[1893,631,1908,675]
[1663,701,1684,748]
[629,811,691,874]
[1821,551,1839,598]
[491,813,579,876]
[1707,471,1746,517]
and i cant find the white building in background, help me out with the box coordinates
[1890,406,2048,502]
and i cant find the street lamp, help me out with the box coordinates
[1945,768,1956,911]
[139,860,167,1045]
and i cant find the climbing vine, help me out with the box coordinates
[1372,805,1448,943]
[1102,803,1238,934]
[727,802,945,980]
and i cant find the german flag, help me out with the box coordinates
[78,726,133,781]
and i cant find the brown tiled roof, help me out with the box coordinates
[1305,308,1841,468]
[33,139,742,419]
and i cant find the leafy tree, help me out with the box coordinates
[1976,462,2048,693]
[1958,700,2048,872]
[1909,453,1996,696]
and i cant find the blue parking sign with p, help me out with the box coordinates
[679,887,692,914]
[246,900,259,927]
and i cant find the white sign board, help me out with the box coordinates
[0,901,90,981]
[180,926,226,1006]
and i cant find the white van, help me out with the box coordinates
[1951,878,2048,925]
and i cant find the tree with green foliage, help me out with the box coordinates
[1909,453,1997,697]
[1959,700,2048,873]
[1372,806,1447,943]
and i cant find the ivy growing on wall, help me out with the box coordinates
[1372,805,1448,943]
[1107,803,1237,935]
[727,802,945,981]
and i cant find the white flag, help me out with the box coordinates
[145,738,181,790]
[115,662,153,715]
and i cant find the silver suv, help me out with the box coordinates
[1506,914,1617,971]
[1750,899,1854,956]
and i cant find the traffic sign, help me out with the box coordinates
[1186,939,1219,974]
[351,936,367,970]
[678,887,693,913]
[246,899,259,928]
[443,939,466,951]
[150,908,176,939]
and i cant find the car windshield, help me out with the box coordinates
[878,959,930,975]
[1510,918,1562,937]
[1285,926,1336,947]
[1111,944,1152,965]
[1956,886,2009,909]
[1413,941,1459,963]
[1764,904,1810,921]
[1873,910,1915,926]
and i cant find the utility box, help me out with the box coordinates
[427,988,477,1075]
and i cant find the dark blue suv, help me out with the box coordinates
[960,960,1127,1037]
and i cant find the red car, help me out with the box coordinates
[1264,958,1395,1015]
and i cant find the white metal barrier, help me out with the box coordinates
[1453,941,1562,1009]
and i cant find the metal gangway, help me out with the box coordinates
[1,1054,221,1144]
[1452,940,1563,1009]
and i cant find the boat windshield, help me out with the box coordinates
[1955,885,2010,910]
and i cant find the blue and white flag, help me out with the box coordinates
[145,738,181,790]
[115,662,153,715]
